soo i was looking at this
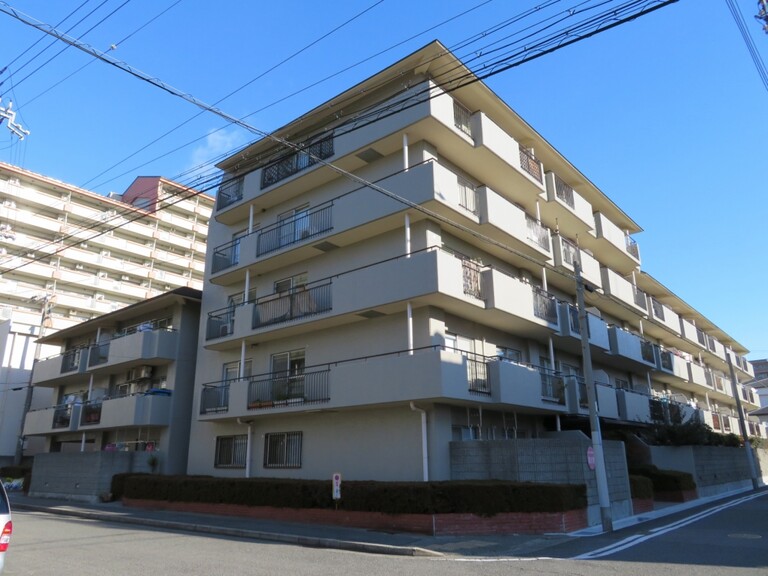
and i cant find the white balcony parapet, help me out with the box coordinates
[600,267,648,314]
[608,326,656,367]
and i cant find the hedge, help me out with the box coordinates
[113,475,587,516]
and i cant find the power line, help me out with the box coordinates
[725,0,768,93]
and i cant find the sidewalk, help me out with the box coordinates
[7,488,760,558]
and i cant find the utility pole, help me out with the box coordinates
[757,0,768,34]
[575,261,613,532]
[0,98,30,140]
[726,353,759,490]
[14,295,53,465]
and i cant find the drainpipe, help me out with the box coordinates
[404,213,411,257]
[237,418,252,478]
[244,270,250,303]
[410,402,428,481]
[407,302,413,355]
[403,133,409,172]
[240,340,246,377]
[248,205,254,234]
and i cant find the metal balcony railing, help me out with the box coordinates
[457,176,478,215]
[651,298,665,321]
[659,349,673,371]
[696,328,707,346]
[518,145,542,182]
[52,404,74,428]
[61,348,84,373]
[461,260,483,299]
[253,282,332,328]
[200,383,230,414]
[256,203,333,257]
[216,176,244,211]
[525,215,550,251]
[625,236,639,259]
[88,342,109,367]
[640,340,655,364]
[248,369,330,408]
[633,286,648,310]
[467,358,490,395]
[211,236,244,274]
[206,307,235,340]
[553,173,575,208]
[532,287,558,324]
[260,136,334,189]
[453,100,472,137]
[81,401,102,425]
[561,237,578,266]
[540,368,565,404]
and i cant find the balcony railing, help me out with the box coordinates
[200,383,230,414]
[561,238,578,266]
[216,176,244,211]
[261,136,334,189]
[696,328,706,346]
[461,260,483,299]
[553,173,575,208]
[211,236,243,274]
[540,367,565,404]
[206,307,235,340]
[256,203,333,257]
[532,287,558,324]
[61,348,84,373]
[640,340,655,364]
[518,145,543,182]
[625,236,639,259]
[633,286,648,311]
[81,400,102,425]
[457,176,479,215]
[659,348,673,371]
[88,342,110,367]
[525,215,550,251]
[453,100,472,137]
[651,298,665,321]
[248,369,330,408]
[253,282,332,329]
[467,358,490,395]
[52,404,74,429]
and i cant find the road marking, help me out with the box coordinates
[574,491,767,560]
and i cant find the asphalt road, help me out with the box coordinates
[4,490,767,575]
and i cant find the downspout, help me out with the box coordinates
[237,418,252,478]
[410,402,428,481]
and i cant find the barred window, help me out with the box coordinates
[263,431,302,469]
[214,434,247,468]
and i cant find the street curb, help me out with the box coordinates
[11,503,443,557]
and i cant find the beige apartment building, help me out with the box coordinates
[188,42,761,482]
[0,162,212,462]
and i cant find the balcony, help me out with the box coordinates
[477,185,553,260]
[566,378,620,420]
[599,267,648,320]
[199,347,492,420]
[590,212,641,273]
[488,361,569,411]
[541,172,594,233]
[557,303,610,351]
[679,318,706,350]
[616,388,652,423]
[100,392,172,428]
[32,348,89,385]
[687,361,709,387]
[253,282,332,330]
[607,326,657,368]
[23,403,81,435]
[215,176,244,211]
[87,328,178,372]
[648,297,681,336]
[483,270,559,335]
[654,347,689,381]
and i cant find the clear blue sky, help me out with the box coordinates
[1,1,766,359]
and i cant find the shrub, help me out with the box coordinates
[628,474,653,500]
[630,465,696,492]
[115,475,587,516]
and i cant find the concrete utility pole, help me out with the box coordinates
[726,353,759,490]
[575,261,613,532]
[0,98,30,140]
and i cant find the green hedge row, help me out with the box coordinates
[628,474,654,500]
[112,474,587,516]
[629,465,696,492]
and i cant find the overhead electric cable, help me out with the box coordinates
[725,0,768,92]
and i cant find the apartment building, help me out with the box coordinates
[0,162,213,462]
[23,287,201,475]
[188,41,761,482]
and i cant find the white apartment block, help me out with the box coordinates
[0,162,213,462]
[188,42,761,482]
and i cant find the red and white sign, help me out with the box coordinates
[332,473,342,500]
[587,446,596,470]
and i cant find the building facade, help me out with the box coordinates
[0,162,213,462]
[188,42,761,482]
[23,287,201,474]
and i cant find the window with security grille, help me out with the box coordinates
[214,435,247,468]
[263,431,302,468]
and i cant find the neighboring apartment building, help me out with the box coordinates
[22,287,201,474]
[749,358,768,409]
[188,41,761,482]
[0,162,213,463]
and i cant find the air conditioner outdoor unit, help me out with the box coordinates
[128,365,153,381]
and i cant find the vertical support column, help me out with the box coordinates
[403,133,409,172]
[407,302,413,355]
[240,340,247,378]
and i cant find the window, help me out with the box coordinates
[222,359,252,381]
[215,435,247,468]
[278,205,309,247]
[274,272,308,294]
[263,431,302,468]
[271,350,305,400]
[496,346,521,363]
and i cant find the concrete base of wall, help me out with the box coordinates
[123,498,590,535]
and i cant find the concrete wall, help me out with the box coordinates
[449,435,632,527]
[648,445,756,497]
[29,451,155,503]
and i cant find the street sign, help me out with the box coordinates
[332,473,342,500]
[587,446,596,470]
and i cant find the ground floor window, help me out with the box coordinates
[214,434,247,468]
[263,431,302,469]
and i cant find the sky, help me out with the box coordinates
[0,0,766,359]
